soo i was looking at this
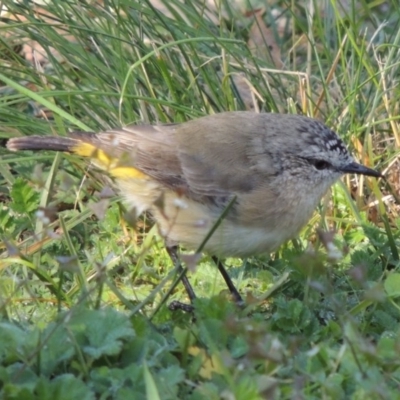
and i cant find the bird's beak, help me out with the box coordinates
[341,162,382,178]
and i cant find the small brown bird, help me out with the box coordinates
[6,112,381,305]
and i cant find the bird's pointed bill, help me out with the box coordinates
[341,162,382,178]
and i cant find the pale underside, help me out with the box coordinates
[117,176,320,257]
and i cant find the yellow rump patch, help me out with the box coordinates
[72,142,148,179]
[72,142,110,162]
[110,166,148,179]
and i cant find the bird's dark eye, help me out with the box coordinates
[312,160,331,170]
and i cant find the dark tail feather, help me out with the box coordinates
[6,136,79,152]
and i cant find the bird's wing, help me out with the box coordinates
[76,113,268,200]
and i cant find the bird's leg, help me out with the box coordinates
[165,248,245,311]
[166,245,195,312]
[212,256,244,306]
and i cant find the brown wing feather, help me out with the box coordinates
[174,114,261,197]
[72,112,273,201]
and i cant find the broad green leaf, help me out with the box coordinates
[10,177,39,214]
[384,273,400,298]
[35,374,94,400]
[66,308,135,359]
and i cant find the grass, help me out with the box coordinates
[0,0,400,398]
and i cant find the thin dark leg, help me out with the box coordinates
[212,256,244,305]
[166,246,195,312]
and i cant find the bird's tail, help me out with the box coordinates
[6,135,81,153]
[6,133,148,180]
[6,133,107,163]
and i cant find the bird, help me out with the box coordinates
[6,111,382,306]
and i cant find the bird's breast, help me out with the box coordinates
[118,177,321,257]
